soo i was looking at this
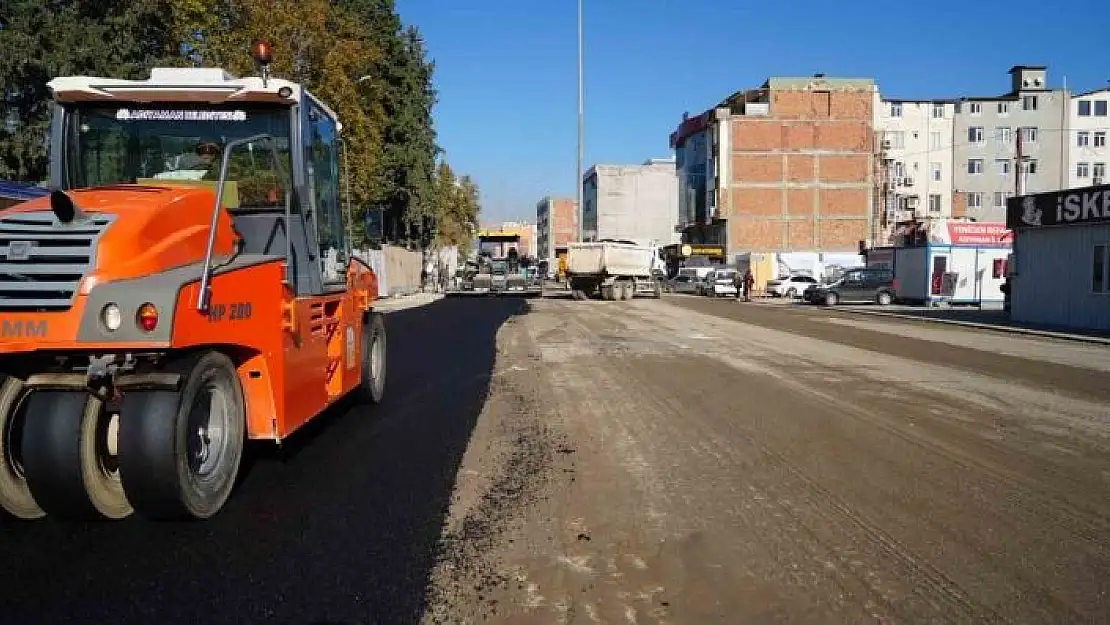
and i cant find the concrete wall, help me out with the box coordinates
[353,244,425,298]
[952,67,1069,222]
[1068,89,1110,188]
[582,161,679,245]
[874,98,956,218]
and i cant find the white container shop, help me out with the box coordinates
[1005,183,1110,332]
[865,219,1012,305]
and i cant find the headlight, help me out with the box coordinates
[101,303,122,331]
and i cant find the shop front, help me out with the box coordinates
[1006,184,1110,331]
[865,219,1012,305]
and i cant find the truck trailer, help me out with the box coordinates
[566,239,664,300]
[0,44,388,522]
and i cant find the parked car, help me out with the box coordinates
[670,274,701,294]
[766,275,819,298]
[703,269,739,297]
[803,267,896,306]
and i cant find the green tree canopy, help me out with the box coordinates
[0,0,480,247]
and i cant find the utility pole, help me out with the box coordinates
[576,0,585,241]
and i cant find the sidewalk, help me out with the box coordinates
[829,305,1110,345]
[374,290,444,313]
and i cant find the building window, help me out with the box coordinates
[1021,159,1039,175]
[997,102,1010,115]
[1096,132,1107,147]
[930,162,942,181]
[995,127,1012,144]
[930,131,943,149]
[1096,101,1108,116]
[967,159,983,175]
[1094,244,1108,293]
[1078,100,1092,116]
[890,102,902,117]
[893,161,906,178]
[996,159,1011,175]
[1020,127,1038,144]
[1095,163,1106,181]
[969,102,982,115]
[885,131,905,149]
[967,192,982,209]
[994,192,1011,208]
[932,104,945,118]
[1078,162,1090,178]
[1022,95,1038,111]
[968,126,984,144]
[1078,131,1091,147]
[928,194,942,213]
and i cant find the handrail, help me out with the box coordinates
[196,133,293,311]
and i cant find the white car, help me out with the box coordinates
[766,275,819,298]
[703,270,739,297]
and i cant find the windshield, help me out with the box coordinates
[491,260,507,273]
[716,272,736,281]
[66,103,293,210]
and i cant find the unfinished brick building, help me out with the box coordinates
[671,75,877,257]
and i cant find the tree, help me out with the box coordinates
[172,0,385,244]
[339,0,438,247]
[0,0,178,180]
[431,159,480,248]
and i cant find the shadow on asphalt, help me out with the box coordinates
[0,296,529,625]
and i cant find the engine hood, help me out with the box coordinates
[2,184,239,285]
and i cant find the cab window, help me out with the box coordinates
[303,98,346,283]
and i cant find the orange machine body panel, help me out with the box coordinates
[0,185,381,445]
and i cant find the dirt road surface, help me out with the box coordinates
[3,293,1109,624]
[423,294,1110,625]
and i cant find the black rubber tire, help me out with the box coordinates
[877,290,894,306]
[356,312,387,404]
[0,377,44,520]
[825,291,839,306]
[21,390,132,520]
[119,351,245,520]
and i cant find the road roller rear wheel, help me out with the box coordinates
[0,378,45,520]
[21,390,132,520]
[119,351,245,520]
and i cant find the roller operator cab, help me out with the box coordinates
[0,47,387,522]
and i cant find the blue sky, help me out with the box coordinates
[398,0,1109,224]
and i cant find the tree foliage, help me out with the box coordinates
[432,160,481,247]
[0,0,480,247]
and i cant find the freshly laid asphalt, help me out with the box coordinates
[0,297,528,625]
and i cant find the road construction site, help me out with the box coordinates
[4,291,1110,624]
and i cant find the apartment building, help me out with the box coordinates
[1069,88,1110,188]
[874,98,956,222]
[535,196,578,261]
[951,65,1069,222]
[582,158,679,245]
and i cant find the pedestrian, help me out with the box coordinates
[742,268,755,302]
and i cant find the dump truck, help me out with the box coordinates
[0,43,387,522]
[566,239,665,300]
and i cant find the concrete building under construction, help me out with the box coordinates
[671,74,878,260]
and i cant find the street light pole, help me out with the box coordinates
[576,0,584,242]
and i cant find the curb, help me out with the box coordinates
[832,307,1110,346]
